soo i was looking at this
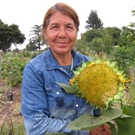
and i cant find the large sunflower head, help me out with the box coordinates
[69,59,129,109]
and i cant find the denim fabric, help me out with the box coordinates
[21,49,99,135]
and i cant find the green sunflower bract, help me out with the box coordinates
[69,59,128,109]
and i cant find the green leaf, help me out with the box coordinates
[56,82,77,94]
[110,117,135,135]
[68,108,122,130]
[122,105,135,117]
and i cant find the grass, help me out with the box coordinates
[0,123,26,135]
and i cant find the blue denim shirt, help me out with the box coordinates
[21,49,99,135]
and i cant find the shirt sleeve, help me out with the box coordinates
[21,63,79,135]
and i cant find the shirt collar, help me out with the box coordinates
[45,48,83,70]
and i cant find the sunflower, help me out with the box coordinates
[69,59,128,109]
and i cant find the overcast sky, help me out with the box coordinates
[0,0,135,49]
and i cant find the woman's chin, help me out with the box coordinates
[55,48,71,54]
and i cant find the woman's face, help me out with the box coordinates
[45,11,78,55]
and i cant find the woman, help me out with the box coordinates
[21,2,111,135]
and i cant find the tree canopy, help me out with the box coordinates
[26,24,45,51]
[0,20,25,52]
[85,10,103,30]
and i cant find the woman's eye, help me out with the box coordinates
[51,26,58,29]
[67,26,72,29]
[66,25,74,30]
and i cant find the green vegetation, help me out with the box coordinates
[0,20,25,52]
[0,50,43,87]
[0,123,26,135]
[0,52,30,87]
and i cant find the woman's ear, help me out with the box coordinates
[45,35,47,40]
[44,33,47,41]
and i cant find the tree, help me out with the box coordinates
[76,29,103,55]
[104,27,121,46]
[119,26,135,47]
[75,39,90,55]
[27,24,45,51]
[26,39,37,50]
[111,46,135,75]
[127,9,135,42]
[0,20,25,52]
[85,10,103,30]
[90,31,113,55]
[76,29,114,56]
[81,29,103,42]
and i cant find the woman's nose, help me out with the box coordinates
[58,28,66,37]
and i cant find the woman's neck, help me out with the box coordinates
[53,52,73,66]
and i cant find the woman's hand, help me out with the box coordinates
[89,124,111,135]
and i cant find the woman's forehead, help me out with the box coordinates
[48,11,74,24]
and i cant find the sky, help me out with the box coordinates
[0,0,135,50]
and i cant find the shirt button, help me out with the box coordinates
[75,104,79,107]
[56,91,59,94]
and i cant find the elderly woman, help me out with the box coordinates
[21,2,111,135]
